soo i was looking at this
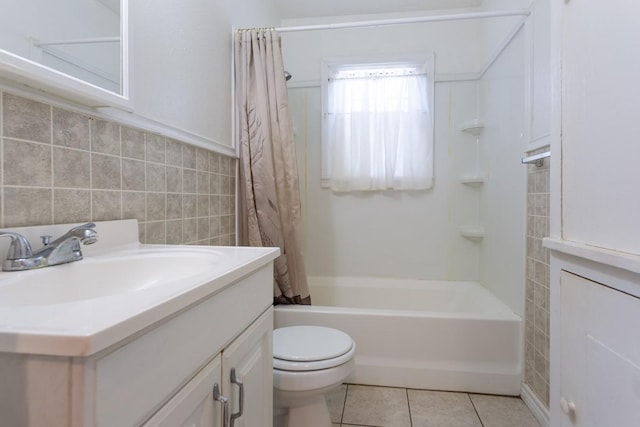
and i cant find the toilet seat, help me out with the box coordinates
[273,326,355,371]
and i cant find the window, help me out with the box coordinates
[321,54,435,191]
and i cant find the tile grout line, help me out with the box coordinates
[49,104,53,224]
[143,131,148,242]
[406,388,413,427]
[340,385,541,427]
[1,91,3,228]
[163,136,167,243]
[468,393,486,427]
[339,383,349,425]
[88,117,94,222]
[119,124,123,223]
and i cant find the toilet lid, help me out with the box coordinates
[273,326,354,371]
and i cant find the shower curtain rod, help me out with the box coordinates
[274,9,530,33]
[33,37,120,47]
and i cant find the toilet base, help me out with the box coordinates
[278,395,332,427]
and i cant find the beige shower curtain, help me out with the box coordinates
[234,29,311,305]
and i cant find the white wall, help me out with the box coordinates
[0,0,281,150]
[283,9,531,319]
[290,82,480,280]
[282,17,485,280]
[477,28,527,317]
[282,13,483,81]
[131,0,281,148]
[478,0,530,69]
[528,0,551,147]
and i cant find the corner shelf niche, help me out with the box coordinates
[459,120,484,136]
[459,226,485,241]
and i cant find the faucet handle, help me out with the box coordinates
[0,232,34,260]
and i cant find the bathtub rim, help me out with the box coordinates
[305,277,522,320]
[274,304,521,322]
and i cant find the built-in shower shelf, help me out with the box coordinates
[459,176,485,186]
[459,120,484,136]
[459,226,485,241]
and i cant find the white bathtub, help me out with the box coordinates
[274,277,523,395]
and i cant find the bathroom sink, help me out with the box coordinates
[0,219,280,357]
[0,249,222,306]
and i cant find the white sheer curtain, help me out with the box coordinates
[325,69,434,191]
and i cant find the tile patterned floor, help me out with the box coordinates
[327,384,542,427]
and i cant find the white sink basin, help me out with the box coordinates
[0,248,222,306]
[0,219,280,357]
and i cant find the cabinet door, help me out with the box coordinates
[561,0,640,253]
[223,307,273,427]
[143,354,224,427]
[560,272,640,426]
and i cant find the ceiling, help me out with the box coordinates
[273,0,484,20]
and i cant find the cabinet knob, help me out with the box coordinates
[560,396,577,416]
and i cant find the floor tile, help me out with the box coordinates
[470,394,541,427]
[408,389,482,427]
[342,385,411,427]
[326,384,347,423]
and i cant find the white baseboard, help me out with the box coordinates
[521,383,550,427]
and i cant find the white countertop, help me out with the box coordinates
[0,220,279,357]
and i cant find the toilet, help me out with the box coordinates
[273,325,355,427]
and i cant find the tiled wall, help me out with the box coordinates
[0,91,236,245]
[524,146,550,408]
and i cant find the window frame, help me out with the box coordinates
[320,53,436,188]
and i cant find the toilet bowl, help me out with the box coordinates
[273,325,355,427]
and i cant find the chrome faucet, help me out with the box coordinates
[0,223,98,271]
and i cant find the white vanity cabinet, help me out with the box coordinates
[143,354,223,427]
[221,307,274,427]
[557,271,640,427]
[0,220,279,426]
[144,308,273,427]
[84,265,274,427]
[0,254,277,427]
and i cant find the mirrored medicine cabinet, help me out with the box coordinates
[0,0,131,109]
